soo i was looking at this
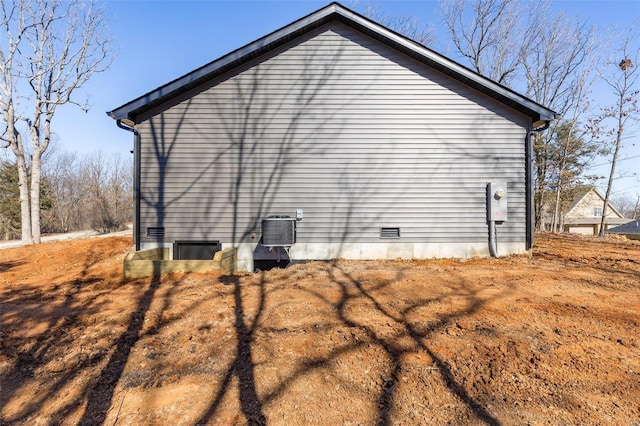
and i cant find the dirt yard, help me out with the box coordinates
[1,233,639,425]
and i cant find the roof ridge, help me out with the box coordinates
[108,1,556,124]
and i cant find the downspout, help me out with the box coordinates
[525,120,551,252]
[116,119,141,251]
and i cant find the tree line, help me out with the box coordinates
[0,151,132,240]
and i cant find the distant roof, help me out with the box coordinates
[607,219,640,235]
[565,186,625,218]
[107,2,556,125]
[564,186,594,214]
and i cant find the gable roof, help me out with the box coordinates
[107,2,556,125]
[607,219,640,234]
[563,186,595,214]
[565,186,624,218]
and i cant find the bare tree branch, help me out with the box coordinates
[590,26,640,236]
[351,1,436,46]
[0,0,113,244]
[440,0,522,86]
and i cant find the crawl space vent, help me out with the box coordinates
[380,227,400,239]
[147,227,165,238]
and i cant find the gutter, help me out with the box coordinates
[116,119,135,132]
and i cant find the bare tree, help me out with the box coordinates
[351,1,436,45]
[612,194,640,219]
[83,152,132,234]
[519,4,598,230]
[440,0,522,86]
[0,0,112,244]
[41,150,84,232]
[545,52,599,232]
[440,0,599,231]
[40,151,132,234]
[589,29,640,236]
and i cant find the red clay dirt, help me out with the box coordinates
[1,233,639,425]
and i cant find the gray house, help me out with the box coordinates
[607,219,640,240]
[108,2,555,271]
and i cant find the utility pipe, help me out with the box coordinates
[488,219,499,258]
[525,120,551,251]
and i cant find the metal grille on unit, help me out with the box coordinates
[262,216,296,247]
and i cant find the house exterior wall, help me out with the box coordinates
[566,189,622,220]
[135,22,531,271]
[565,225,596,235]
[562,189,624,236]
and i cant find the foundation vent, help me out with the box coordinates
[147,227,165,238]
[380,227,400,239]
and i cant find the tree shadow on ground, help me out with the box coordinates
[78,276,162,424]
[326,263,503,425]
[0,260,25,273]
[195,273,268,425]
[190,260,512,425]
[0,250,186,425]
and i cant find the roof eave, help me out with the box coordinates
[331,8,555,122]
[107,4,341,122]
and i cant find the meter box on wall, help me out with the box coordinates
[487,182,508,222]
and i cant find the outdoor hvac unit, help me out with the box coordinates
[261,215,296,247]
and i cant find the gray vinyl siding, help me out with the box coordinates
[136,22,529,246]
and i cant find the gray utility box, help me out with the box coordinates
[262,216,296,247]
[487,182,508,222]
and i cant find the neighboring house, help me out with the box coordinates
[607,219,640,240]
[108,2,555,271]
[547,187,630,235]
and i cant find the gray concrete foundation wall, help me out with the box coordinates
[232,241,527,272]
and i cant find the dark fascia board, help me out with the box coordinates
[107,2,556,124]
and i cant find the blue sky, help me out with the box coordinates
[53,0,640,199]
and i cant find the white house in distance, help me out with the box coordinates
[108,2,555,271]
[549,186,631,235]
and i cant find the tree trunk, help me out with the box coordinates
[551,153,569,233]
[16,148,33,245]
[599,127,622,237]
[552,187,562,233]
[534,134,548,230]
[8,130,33,245]
[30,148,43,244]
[599,89,625,237]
